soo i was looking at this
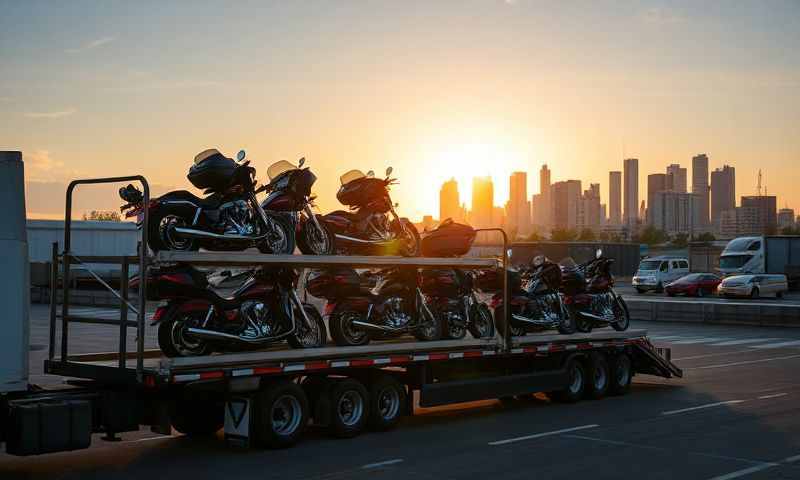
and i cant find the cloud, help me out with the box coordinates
[22,150,76,182]
[65,36,115,54]
[642,7,686,25]
[104,79,224,93]
[24,108,77,119]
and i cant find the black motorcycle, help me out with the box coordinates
[119,149,294,254]
[479,255,574,336]
[260,157,335,255]
[560,249,630,333]
[306,266,440,346]
[138,265,327,357]
[319,167,420,256]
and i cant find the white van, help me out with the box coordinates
[632,256,690,293]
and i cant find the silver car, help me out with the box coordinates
[717,274,789,299]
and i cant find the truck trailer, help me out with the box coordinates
[719,236,800,288]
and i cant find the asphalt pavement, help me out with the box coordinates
[5,306,800,479]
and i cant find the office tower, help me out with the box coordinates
[577,183,602,230]
[623,158,639,225]
[471,176,494,229]
[539,164,552,229]
[778,208,796,229]
[710,165,735,228]
[647,173,668,225]
[552,180,582,230]
[741,195,777,233]
[609,171,622,225]
[507,172,531,236]
[439,178,461,223]
[692,154,710,228]
[650,192,704,236]
[666,164,687,193]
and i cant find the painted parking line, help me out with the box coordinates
[751,340,800,349]
[671,337,728,345]
[361,459,404,469]
[691,354,800,370]
[661,400,745,416]
[757,393,787,400]
[707,462,780,480]
[673,350,752,361]
[710,338,780,346]
[488,424,599,446]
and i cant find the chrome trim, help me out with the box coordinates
[172,227,268,241]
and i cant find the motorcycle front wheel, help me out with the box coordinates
[157,308,212,357]
[557,305,576,335]
[258,214,296,254]
[297,218,335,255]
[288,303,327,348]
[414,308,442,341]
[469,303,495,339]
[439,308,467,340]
[392,218,421,257]
[568,305,593,333]
[611,297,630,331]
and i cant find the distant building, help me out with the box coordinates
[552,180,582,230]
[666,164,687,193]
[609,171,622,225]
[507,172,531,237]
[649,191,704,236]
[646,173,668,225]
[719,195,777,237]
[692,154,710,229]
[539,165,552,229]
[778,208,796,229]
[623,159,639,226]
[710,165,735,230]
[420,215,436,231]
[439,178,463,223]
[741,195,777,233]
[577,183,602,231]
[471,176,494,228]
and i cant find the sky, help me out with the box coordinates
[1,0,799,220]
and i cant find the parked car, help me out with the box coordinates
[632,256,690,293]
[717,274,789,299]
[665,273,721,297]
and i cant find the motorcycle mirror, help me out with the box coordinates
[236,150,246,162]
[596,248,603,259]
[506,249,513,260]
[386,166,393,177]
[298,157,305,167]
[532,255,545,267]
[367,170,375,177]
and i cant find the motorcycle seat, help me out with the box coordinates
[159,190,220,209]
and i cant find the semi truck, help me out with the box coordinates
[718,236,800,288]
[0,160,681,456]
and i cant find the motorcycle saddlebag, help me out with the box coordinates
[187,151,237,191]
[306,268,363,299]
[421,221,476,257]
[420,268,461,297]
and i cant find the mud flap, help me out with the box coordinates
[224,396,252,448]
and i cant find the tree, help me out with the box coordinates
[671,233,689,248]
[694,232,716,242]
[634,225,668,246]
[83,210,121,222]
[525,231,545,241]
[781,226,800,235]
[550,228,578,242]
[577,228,596,241]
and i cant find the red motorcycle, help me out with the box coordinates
[138,265,326,357]
[319,167,420,256]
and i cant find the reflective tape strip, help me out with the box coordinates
[330,361,350,368]
[172,373,201,383]
[449,352,464,359]
[232,368,254,377]
[413,354,429,361]
[374,357,392,365]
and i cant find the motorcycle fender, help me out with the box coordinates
[150,301,210,326]
[320,213,350,233]
[333,297,371,312]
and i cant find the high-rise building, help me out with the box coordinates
[552,180,582,230]
[710,165,735,229]
[649,191,704,236]
[609,171,622,225]
[577,183,602,230]
[666,164,687,193]
[778,208,796,229]
[741,195,777,233]
[507,172,531,237]
[471,176,494,229]
[692,154,710,229]
[538,165,552,229]
[623,158,639,226]
[647,173,668,225]
[439,178,462,223]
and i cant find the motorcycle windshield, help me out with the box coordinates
[339,169,366,186]
[267,160,298,181]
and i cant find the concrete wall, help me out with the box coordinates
[627,299,800,328]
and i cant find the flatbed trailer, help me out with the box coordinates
[1,174,682,455]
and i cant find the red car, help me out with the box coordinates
[664,273,722,297]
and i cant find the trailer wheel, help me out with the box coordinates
[609,354,633,396]
[328,378,369,438]
[551,358,586,403]
[254,381,309,449]
[368,376,406,431]
[170,396,224,437]
[585,353,610,400]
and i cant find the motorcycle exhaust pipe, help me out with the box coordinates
[185,327,289,343]
[575,311,612,322]
[512,313,557,326]
[334,234,399,246]
[173,227,269,242]
[351,320,402,332]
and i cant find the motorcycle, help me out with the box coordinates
[559,249,630,333]
[306,266,440,346]
[260,157,335,255]
[479,254,575,336]
[118,149,294,254]
[418,218,494,340]
[139,264,327,357]
[319,167,420,256]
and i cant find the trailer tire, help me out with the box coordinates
[368,376,406,431]
[170,396,224,437]
[254,381,309,449]
[609,353,633,396]
[551,358,586,403]
[585,353,610,400]
[328,378,369,438]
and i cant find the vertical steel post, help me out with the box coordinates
[62,185,74,362]
[137,181,149,379]
[119,256,129,369]
[475,228,511,353]
[48,242,58,361]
